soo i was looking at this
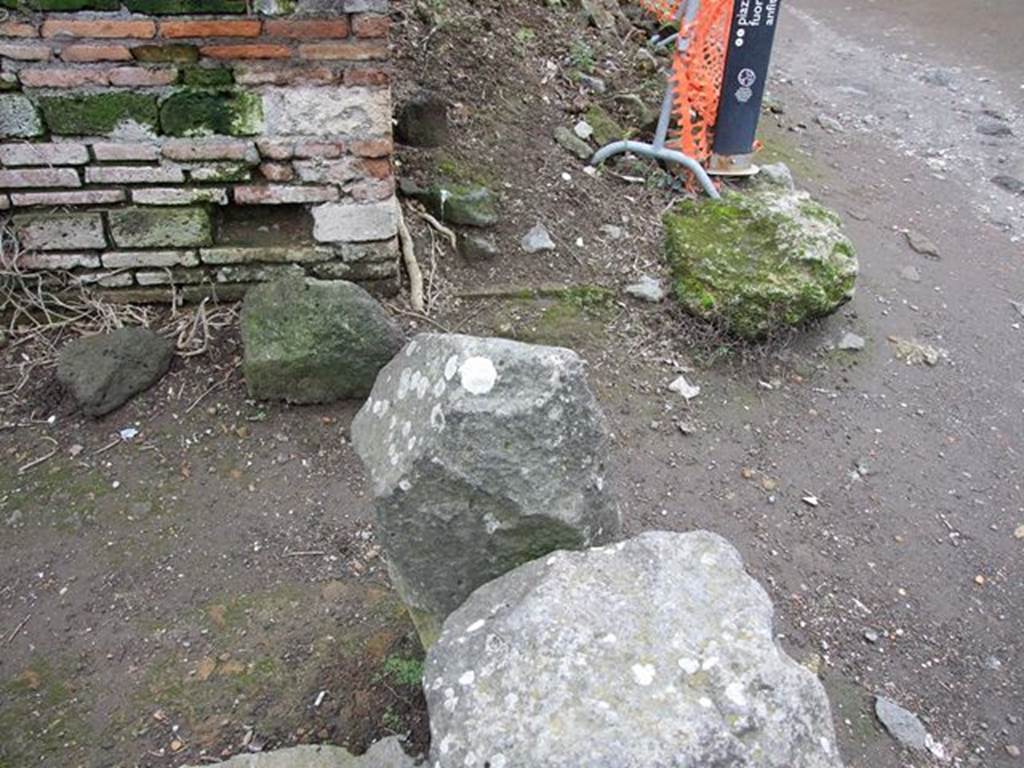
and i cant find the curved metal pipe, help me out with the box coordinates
[590,141,720,199]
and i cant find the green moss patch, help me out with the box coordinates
[663,188,858,339]
[39,93,158,136]
[124,0,245,12]
[182,67,234,87]
[159,89,262,137]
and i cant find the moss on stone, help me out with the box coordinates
[131,44,199,64]
[39,93,158,136]
[663,189,858,339]
[22,0,119,9]
[124,0,246,12]
[159,89,262,137]
[181,67,234,87]
[585,104,628,146]
[108,207,212,249]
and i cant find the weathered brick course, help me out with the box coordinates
[3,2,396,300]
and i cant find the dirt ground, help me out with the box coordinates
[2,0,1023,766]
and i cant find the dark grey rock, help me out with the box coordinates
[351,334,620,646]
[425,531,843,768]
[875,696,928,752]
[578,74,607,94]
[977,120,1013,138]
[992,175,1024,196]
[183,739,418,768]
[57,327,174,418]
[403,182,499,228]
[457,231,499,262]
[395,91,449,148]
[241,277,403,404]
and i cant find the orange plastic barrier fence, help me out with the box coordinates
[639,0,736,163]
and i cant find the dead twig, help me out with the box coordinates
[18,436,58,474]
[396,204,425,313]
[5,614,31,646]
[415,209,457,249]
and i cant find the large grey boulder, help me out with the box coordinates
[664,187,858,339]
[183,739,418,768]
[425,531,844,768]
[57,327,174,417]
[241,277,403,404]
[351,334,620,646]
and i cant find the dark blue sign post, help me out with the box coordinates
[710,0,782,175]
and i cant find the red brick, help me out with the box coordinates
[200,44,291,60]
[352,14,390,39]
[234,63,335,86]
[42,19,156,39]
[347,177,396,202]
[60,44,133,62]
[260,162,294,182]
[0,43,52,61]
[293,140,345,159]
[233,185,339,204]
[0,168,81,188]
[350,138,393,158]
[344,67,390,87]
[19,67,108,88]
[264,19,349,39]
[0,21,38,38]
[161,19,261,39]
[255,138,294,160]
[293,159,358,184]
[162,139,255,161]
[11,189,125,207]
[361,158,392,179]
[108,67,178,86]
[297,41,386,61]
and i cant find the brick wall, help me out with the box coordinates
[0,0,397,302]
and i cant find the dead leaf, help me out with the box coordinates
[195,656,216,682]
[207,604,227,630]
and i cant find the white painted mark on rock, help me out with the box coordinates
[459,356,497,395]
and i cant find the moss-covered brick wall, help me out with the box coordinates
[0,0,398,301]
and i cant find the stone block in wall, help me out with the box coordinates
[188,163,253,183]
[92,142,161,162]
[38,93,159,136]
[101,250,199,269]
[0,167,81,188]
[199,246,332,265]
[11,190,126,207]
[0,142,89,166]
[132,188,229,206]
[86,165,186,184]
[233,184,338,204]
[159,90,264,137]
[262,87,390,137]
[108,207,213,248]
[15,252,102,271]
[312,198,398,243]
[135,268,210,285]
[0,94,43,138]
[215,263,305,283]
[12,212,106,251]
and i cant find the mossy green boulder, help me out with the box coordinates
[664,188,858,339]
[241,277,404,404]
[405,182,499,228]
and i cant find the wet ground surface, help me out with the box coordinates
[2,0,1023,766]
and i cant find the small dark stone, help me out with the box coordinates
[458,231,500,261]
[395,90,449,148]
[57,327,174,417]
[977,121,1013,138]
[992,175,1024,196]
